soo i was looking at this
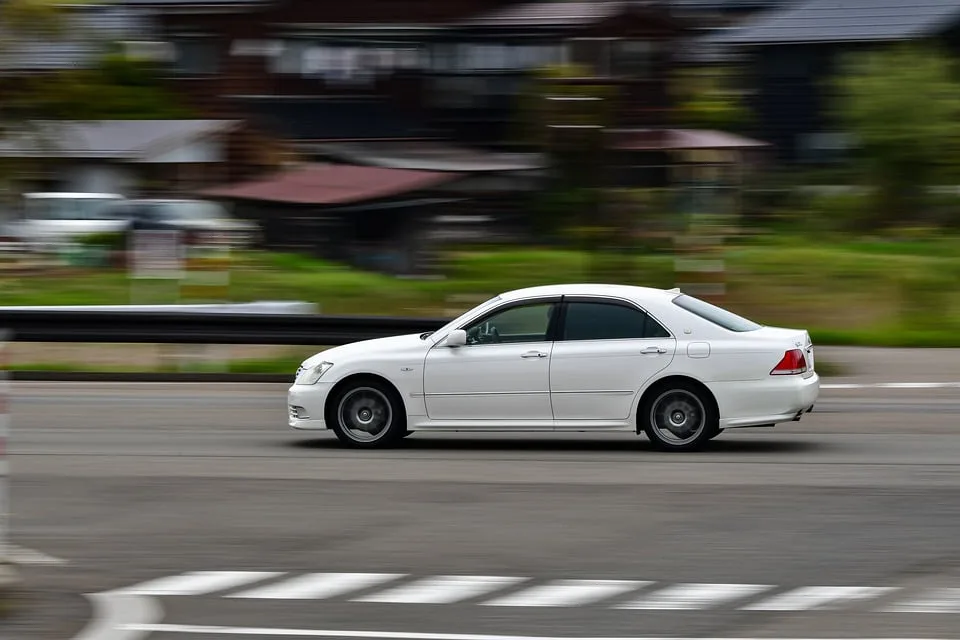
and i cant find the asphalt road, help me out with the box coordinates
[4,358,960,640]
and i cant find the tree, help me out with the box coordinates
[24,50,192,121]
[834,44,960,228]
[672,66,752,133]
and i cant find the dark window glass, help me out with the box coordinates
[672,294,761,332]
[464,302,557,345]
[562,302,670,341]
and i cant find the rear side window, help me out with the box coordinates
[562,301,671,341]
[672,294,762,332]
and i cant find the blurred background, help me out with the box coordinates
[1,0,959,373]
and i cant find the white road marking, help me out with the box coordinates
[820,382,960,389]
[229,572,405,600]
[482,579,649,608]
[111,571,282,596]
[71,593,163,640]
[121,625,960,640]
[6,545,68,566]
[742,586,895,611]
[355,575,526,604]
[616,582,772,610]
[883,587,960,613]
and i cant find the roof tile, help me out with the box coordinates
[200,163,460,205]
[709,0,960,45]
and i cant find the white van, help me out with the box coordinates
[7,192,128,250]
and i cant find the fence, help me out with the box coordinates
[0,308,448,346]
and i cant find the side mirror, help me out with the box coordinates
[446,329,467,347]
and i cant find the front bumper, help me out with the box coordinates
[287,382,333,430]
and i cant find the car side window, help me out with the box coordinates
[463,302,557,345]
[562,301,671,341]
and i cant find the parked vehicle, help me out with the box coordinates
[4,192,126,251]
[288,284,820,452]
[113,198,259,248]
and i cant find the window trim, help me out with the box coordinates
[556,295,675,343]
[452,296,563,347]
[671,294,762,333]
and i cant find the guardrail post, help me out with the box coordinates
[0,329,18,589]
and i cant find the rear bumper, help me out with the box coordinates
[713,373,819,429]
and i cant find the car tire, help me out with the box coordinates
[327,379,406,449]
[640,381,719,452]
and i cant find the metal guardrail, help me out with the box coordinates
[0,309,448,345]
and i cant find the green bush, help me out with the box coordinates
[805,190,872,233]
[75,231,127,251]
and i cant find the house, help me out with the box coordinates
[120,1,692,148]
[707,0,960,162]
[199,162,471,274]
[0,119,237,195]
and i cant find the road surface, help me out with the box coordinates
[4,352,960,640]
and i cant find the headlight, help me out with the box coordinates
[296,361,333,385]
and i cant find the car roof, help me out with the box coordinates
[499,284,681,302]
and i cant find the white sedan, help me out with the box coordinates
[288,284,819,452]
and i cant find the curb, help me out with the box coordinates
[11,371,292,383]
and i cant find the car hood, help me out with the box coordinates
[302,332,429,367]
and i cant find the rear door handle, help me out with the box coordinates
[641,346,667,354]
[521,351,548,359]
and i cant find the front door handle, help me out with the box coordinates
[521,351,548,359]
[641,346,667,354]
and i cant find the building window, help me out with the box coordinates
[611,40,654,78]
[171,37,219,75]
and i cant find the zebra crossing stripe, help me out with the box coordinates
[883,587,960,614]
[112,571,283,596]
[482,579,650,608]
[354,576,528,604]
[617,583,772,610]
[99,571,960,614]
[229,573,405,600]
[742,586,896,611]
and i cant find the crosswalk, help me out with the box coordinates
[106,571,960,614]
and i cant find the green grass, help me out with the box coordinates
[3,237,960,347]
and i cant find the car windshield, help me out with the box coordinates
[25,197,120,221]
[672,294,762,332]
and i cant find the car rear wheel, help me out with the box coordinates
[328,380,406,448]
[641,382,719,452]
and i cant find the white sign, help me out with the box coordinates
[130,230,183,279]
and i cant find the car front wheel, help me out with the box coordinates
[641,382,719,452]
[328,380,406,448]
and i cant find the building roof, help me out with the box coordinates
[709,0,960,46]
[117,0,270,7]
[458,1,626,27]
[199,163,461,205]
[612,128,770,150]
[0,120,237,161]
[670,0,788,9]
[235,98,434,142]
[305,141,547,173]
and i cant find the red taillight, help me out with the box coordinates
[771,349,808,375]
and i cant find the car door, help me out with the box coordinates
[423,297,561,423]
[549,297,677,423]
